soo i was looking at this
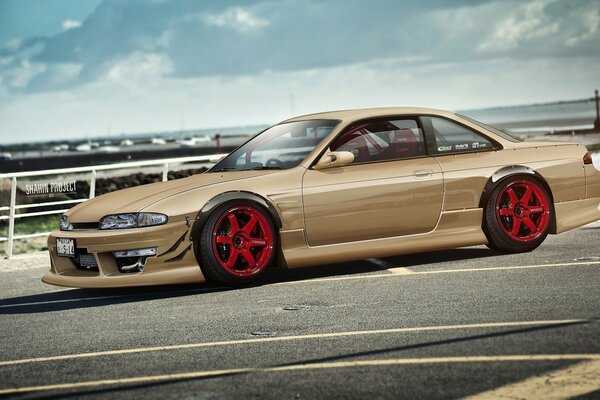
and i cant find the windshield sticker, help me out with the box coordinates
[437,145,452,152]
[454,143,469,150]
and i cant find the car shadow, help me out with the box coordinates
[0,247,499,315]
[264,246,499,283]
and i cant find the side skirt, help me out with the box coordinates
[280,208,487,268]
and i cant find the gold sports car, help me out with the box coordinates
[44,107,600,287]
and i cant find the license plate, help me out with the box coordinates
[56,238,75,257]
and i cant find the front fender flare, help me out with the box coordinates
[190,191,282,242]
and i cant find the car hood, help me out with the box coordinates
[66,170,276,222]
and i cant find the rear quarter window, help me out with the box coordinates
[428,117,495,154]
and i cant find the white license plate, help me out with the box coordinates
[56,238,75,257]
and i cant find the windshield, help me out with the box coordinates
[210,119,340,172]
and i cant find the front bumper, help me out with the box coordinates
[43,221,204,288]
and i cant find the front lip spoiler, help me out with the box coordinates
[42,267,204,288]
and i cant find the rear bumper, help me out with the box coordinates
[44,222,204,288]
[554,197,600,234]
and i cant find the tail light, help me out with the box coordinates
[583,152,593,165]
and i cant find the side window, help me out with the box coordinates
[330,119,426,164]
[428,117,494,154]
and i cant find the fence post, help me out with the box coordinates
[89,170,96,199]
[162,163,169,182]
[6,177,17,259]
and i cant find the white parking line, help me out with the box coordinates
[2,261,597,309]
[1,354,599,396]
[463,359,600,400]
[278,260,600,285]
[0,319,590,367]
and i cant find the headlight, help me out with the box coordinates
[60,214,73,231]
[99,213,168,230]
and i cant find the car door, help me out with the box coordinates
[302,117,444,247]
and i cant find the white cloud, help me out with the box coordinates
[62,19,82,32]
[2,38,22,51]
[565,8,600,46]
[478,0,560,52]
[2,55,598,142]
[156,30,173,48]
[202,7,270,32]
[4,60,46,88]
[106,52,174,86]
[0,56,14,66]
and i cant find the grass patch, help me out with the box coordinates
[0,214,59,256]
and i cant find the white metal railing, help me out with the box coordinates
[0,153,227,259]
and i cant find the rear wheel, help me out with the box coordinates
[484,176,552,253]
[199,202,276,286]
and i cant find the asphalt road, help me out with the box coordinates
[1,224,599,399]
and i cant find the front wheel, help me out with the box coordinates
[484,176,553,253]
[199,202,276,286]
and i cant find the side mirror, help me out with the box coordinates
[313,151,354,170]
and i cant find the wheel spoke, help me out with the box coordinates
[511,219,521,236]
[227,214,240,233]
[242,214,258,235]
[212,205,274,276]
[506,188,519,206]
[215,235,232,245]
[224,249,239,268]
[498,208,513,216]
[524,217,537,234]
[249,238,267,247]
[521,186,533,205]
[529,206,544,214]
[240,248,256,267]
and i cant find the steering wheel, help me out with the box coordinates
[264,158,285,168]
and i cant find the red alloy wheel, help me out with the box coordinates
[495,180,550,242]
[211,206,274,277]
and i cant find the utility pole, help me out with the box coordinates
[215,134,221,153]
[595,89,600,131]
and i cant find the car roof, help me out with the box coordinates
[282,107,458,123]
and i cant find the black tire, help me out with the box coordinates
[198,201,277,286]
[483,175,553,253]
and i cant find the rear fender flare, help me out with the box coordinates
[479,166,556,233]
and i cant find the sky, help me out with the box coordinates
[0,0,599,143]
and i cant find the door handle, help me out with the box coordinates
[413,169,434,178]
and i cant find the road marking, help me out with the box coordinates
[0,319,590,367]
[387,267,415,275]
[3,261,597,308]
[277,260,600,285]
[1,354,599,396]
[463,359,600,400]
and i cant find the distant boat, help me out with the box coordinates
[76,144,92,152]
[151,138,166,145]
[98,146,120,153]
[0,152,11,161]
[178,136,211,147]
[120,139,134,146]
